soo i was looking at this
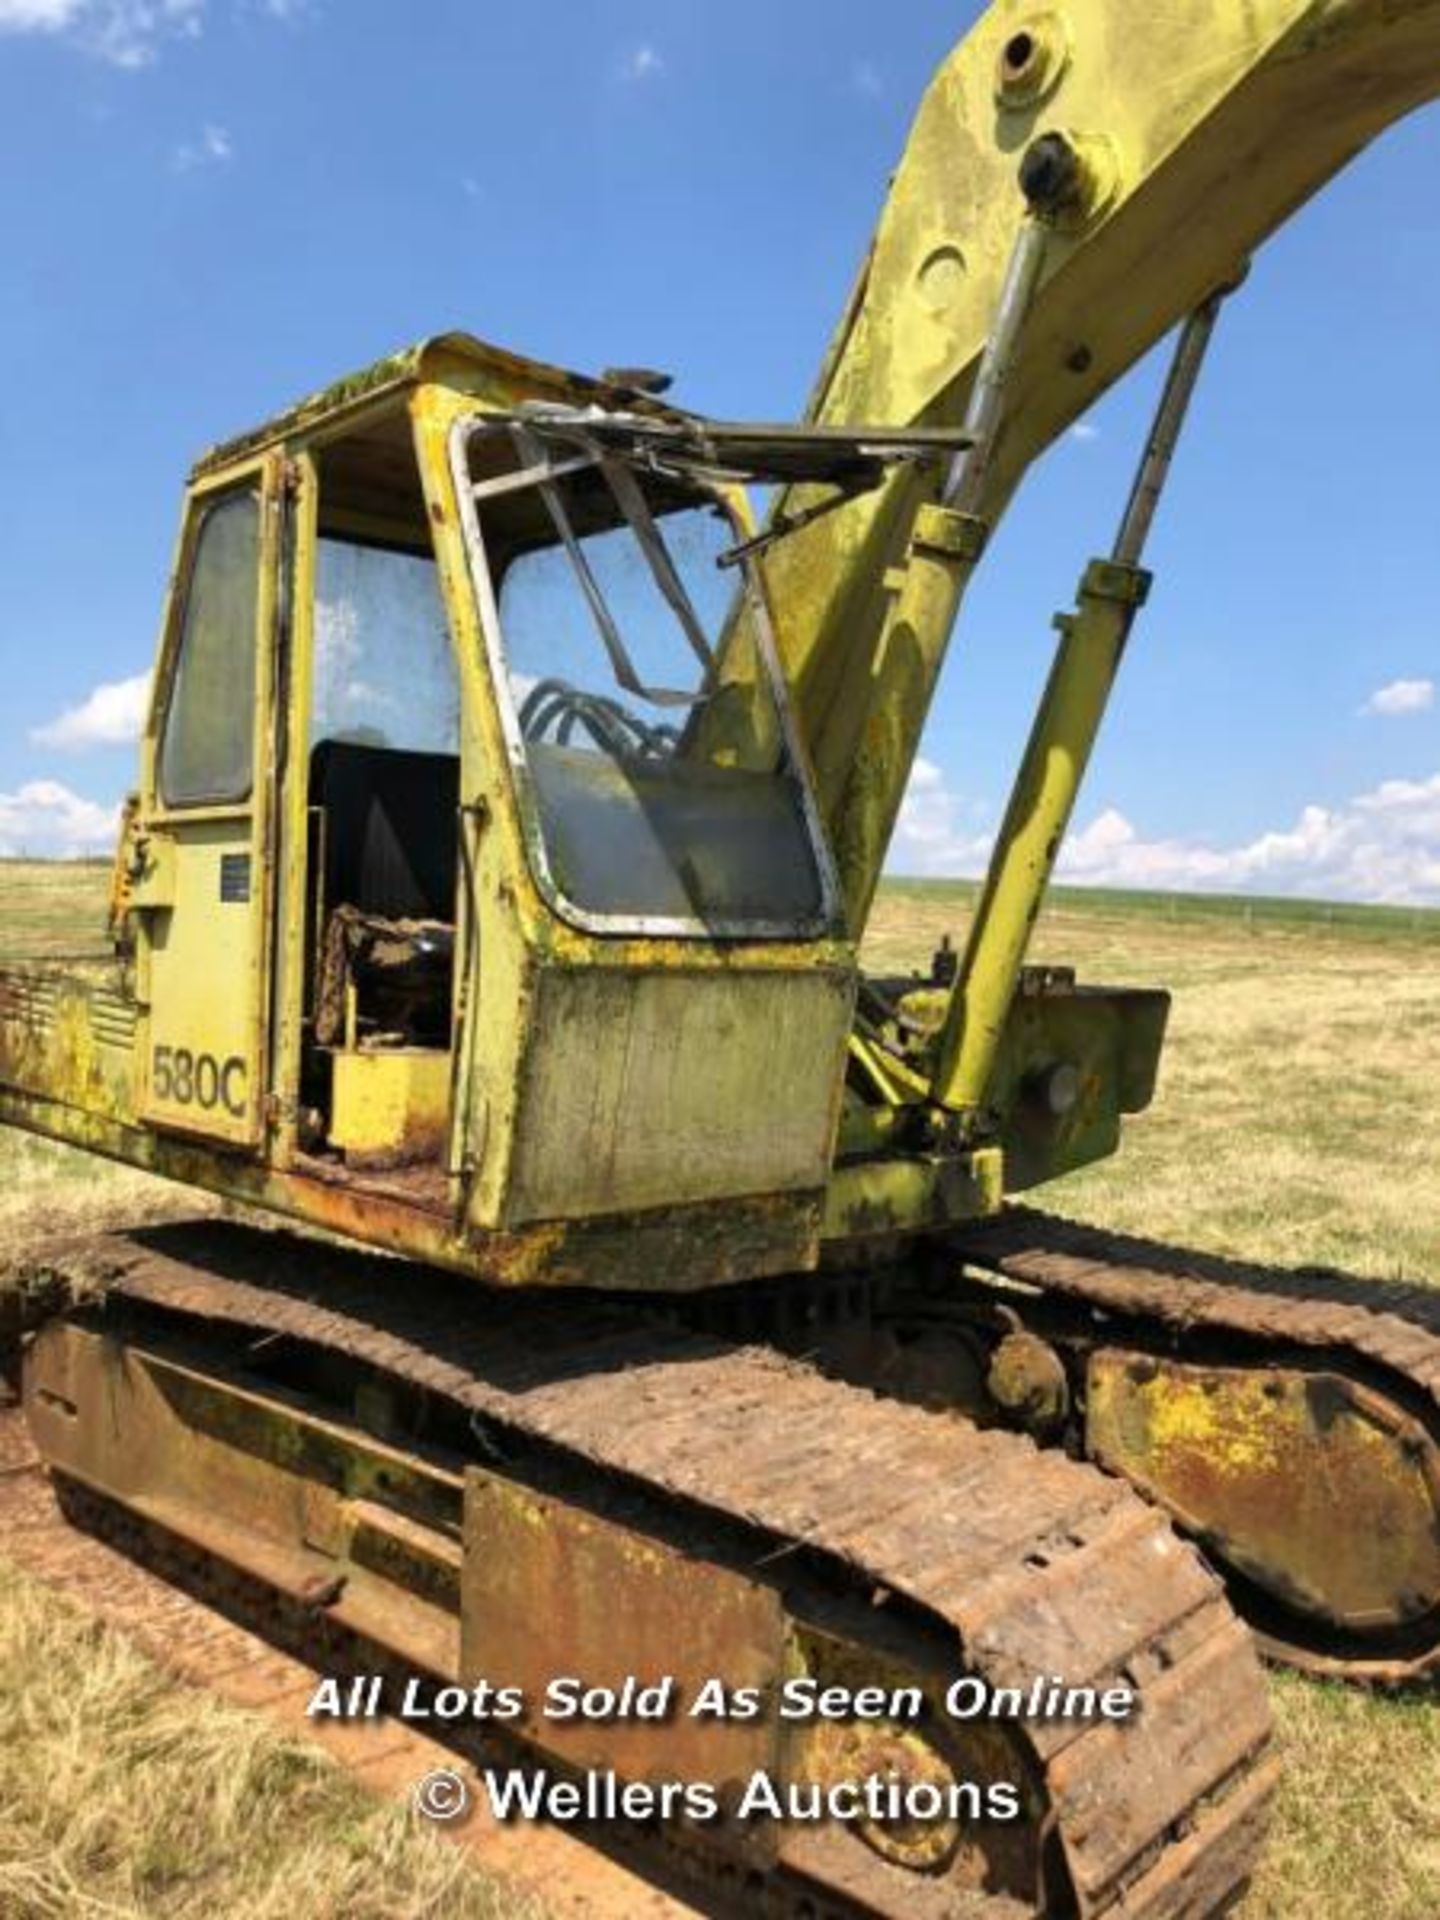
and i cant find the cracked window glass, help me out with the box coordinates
[463,425,831,932]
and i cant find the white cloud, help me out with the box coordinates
[1361,676,1434,718]
[0,0,204,67]
[889,757,1440,906]
[31,671,151,751]
[1069,420,1100,443]
[0,780,119,857]
[173,122,232,171]
[891,758,993,876]
[620,43,662,82]
[0,2,85,27]
[1056,776,1440,904]
[0,1,302,65]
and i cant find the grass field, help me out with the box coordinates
[0,1563,508,1920]
[2,859,1438,1916]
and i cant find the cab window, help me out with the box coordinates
[159,489,261,807]
[311,537,457,755]
[457,419,831,936]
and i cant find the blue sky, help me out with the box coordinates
[1,0,1437,902]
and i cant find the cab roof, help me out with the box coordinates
[190,331,623,480]
[190,329,974,506]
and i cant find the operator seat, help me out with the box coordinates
[308,740,460,1047]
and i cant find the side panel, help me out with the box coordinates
[140,824,268,1143]
[505,965,854,1223]
[0,968,137,1124]
[990,985,1170,1191]
[463,1471,785,1788]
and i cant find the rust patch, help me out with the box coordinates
[1087,1351,1440,1635]
[952,1204,1440,1680]
[464,1472,784,1795]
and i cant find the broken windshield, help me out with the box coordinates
[454,415,836,937]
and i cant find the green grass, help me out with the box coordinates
[882,872,1440,942]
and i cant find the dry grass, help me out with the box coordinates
[1258,1674,1440,1920]
[0,859,113,965]
[0,1561,512,1920]
[867,885,1440,1280]
[3,861,1439,1914]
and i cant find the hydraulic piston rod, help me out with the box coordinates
[943,217,1051,515]
[932,293,1226,1121]
[831,216,1050,927]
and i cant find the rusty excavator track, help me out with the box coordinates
[936,1210,1440,1688]
[17,1219,1276,1920]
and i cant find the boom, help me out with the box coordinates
[762,0,1440,933]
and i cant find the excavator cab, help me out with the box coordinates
[113,340,877,1284]
[3,331,1168,1289]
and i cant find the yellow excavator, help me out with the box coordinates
[5,2,1440,1913]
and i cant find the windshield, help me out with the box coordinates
[454,416,835,937]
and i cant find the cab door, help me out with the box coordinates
[134,454,285,1149]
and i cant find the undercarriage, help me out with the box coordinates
[671,1212,1440,1688]
[14,1219,1278,1920]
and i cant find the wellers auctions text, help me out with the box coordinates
[474,1766,1021,1827]
[309,1671,1138,1727]
[325,1672,1141,1832]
